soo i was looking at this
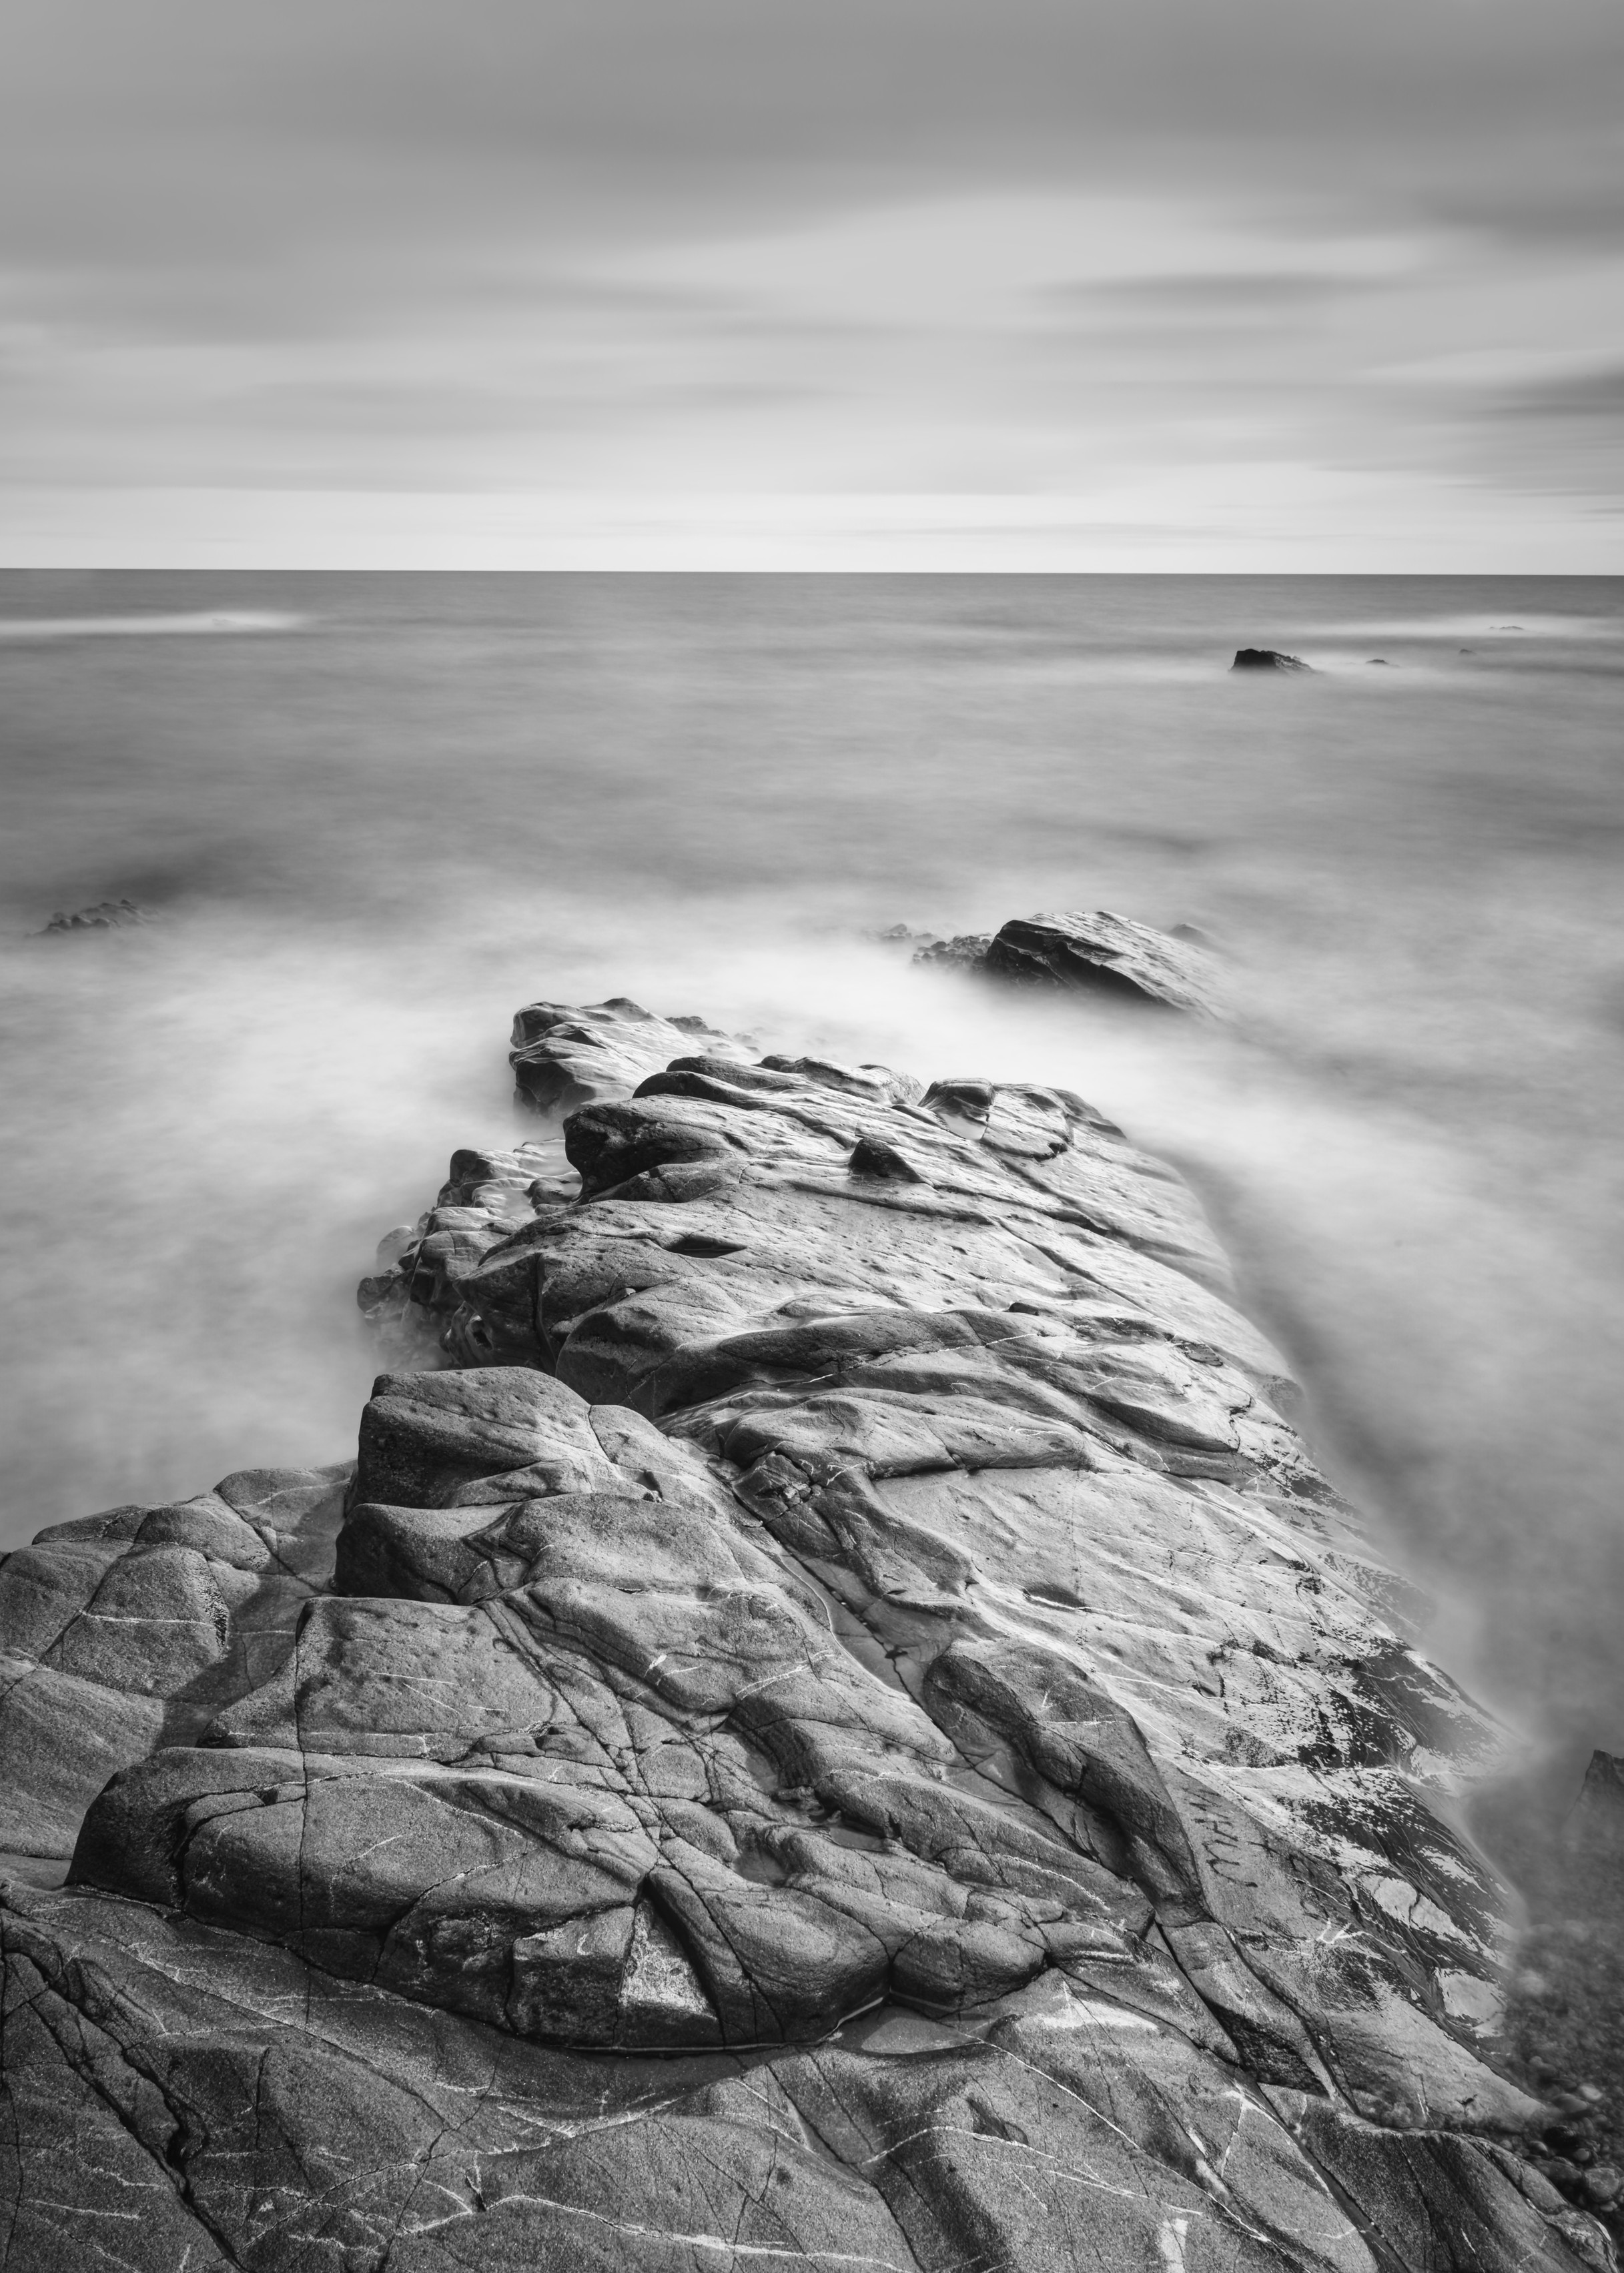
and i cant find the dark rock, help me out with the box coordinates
[984,909,1225,1017]
[3,990,1602,2269]
[1565,1753,1624,1857]
[1232,647,1315,672]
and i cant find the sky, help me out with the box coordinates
[3,0,1623,569]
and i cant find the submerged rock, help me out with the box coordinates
[0,991,1605,2270]
[1232,647,1315,672]
[912,929,995,970]
[39,895,154,931]
[985,907,1225,1017]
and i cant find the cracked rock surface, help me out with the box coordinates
[1,993,1610,2270]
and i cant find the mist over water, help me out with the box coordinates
[3,570,1622,1800]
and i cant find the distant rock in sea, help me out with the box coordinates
[911,929,994,970]
[1563,1750,1624,1859]
[906,911,1220,1018]
[1232,647,1315,672]
[864,921,937,949]
[40,896,153,933]
[984,907,1225,1017]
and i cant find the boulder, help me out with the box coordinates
[1232,647,1315,672]
[510,995,750,1115]
[984,908,1225,1017]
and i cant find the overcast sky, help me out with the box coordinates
[4,0,1623,567]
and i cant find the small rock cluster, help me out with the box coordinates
[39,895,153,931]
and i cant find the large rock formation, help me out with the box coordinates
[1,987,1609,2271]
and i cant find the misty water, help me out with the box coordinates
[2,570,1621,1817]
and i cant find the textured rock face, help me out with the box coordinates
[510,993,750,1114]
[912,929,995,970]
[0,1466,344,1861]
[1,995,1609,2270]
[985,907,1226,1016]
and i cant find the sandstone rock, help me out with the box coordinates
[3,993,1605,2270]
[1232,647,1315,672]
[984,907,1226,1017]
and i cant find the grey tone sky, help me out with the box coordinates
[4,0,1623,565]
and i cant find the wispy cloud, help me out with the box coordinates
[2,0,1621,563]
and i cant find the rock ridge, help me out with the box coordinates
[1,989,1609,2270]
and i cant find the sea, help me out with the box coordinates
[2,570,1621,1809]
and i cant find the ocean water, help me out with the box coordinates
[1,570,1621,1799]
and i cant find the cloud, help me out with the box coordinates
[1501,364,1624,421]
[2,0,1621,559]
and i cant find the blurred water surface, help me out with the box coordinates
[1,570,1621,1773]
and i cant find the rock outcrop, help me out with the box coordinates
[510,995,751,1115]
[906,911,1222,1018]
[1,989,1609,2272]
[1232,648,1315,672]
[985,907,1225,1017]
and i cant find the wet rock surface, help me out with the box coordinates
[1232,648,1316,672]
[903,909,1223,1017]
[1,991,1609,2270]
[510,993,751,1115]
[985,907,1226,1017]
